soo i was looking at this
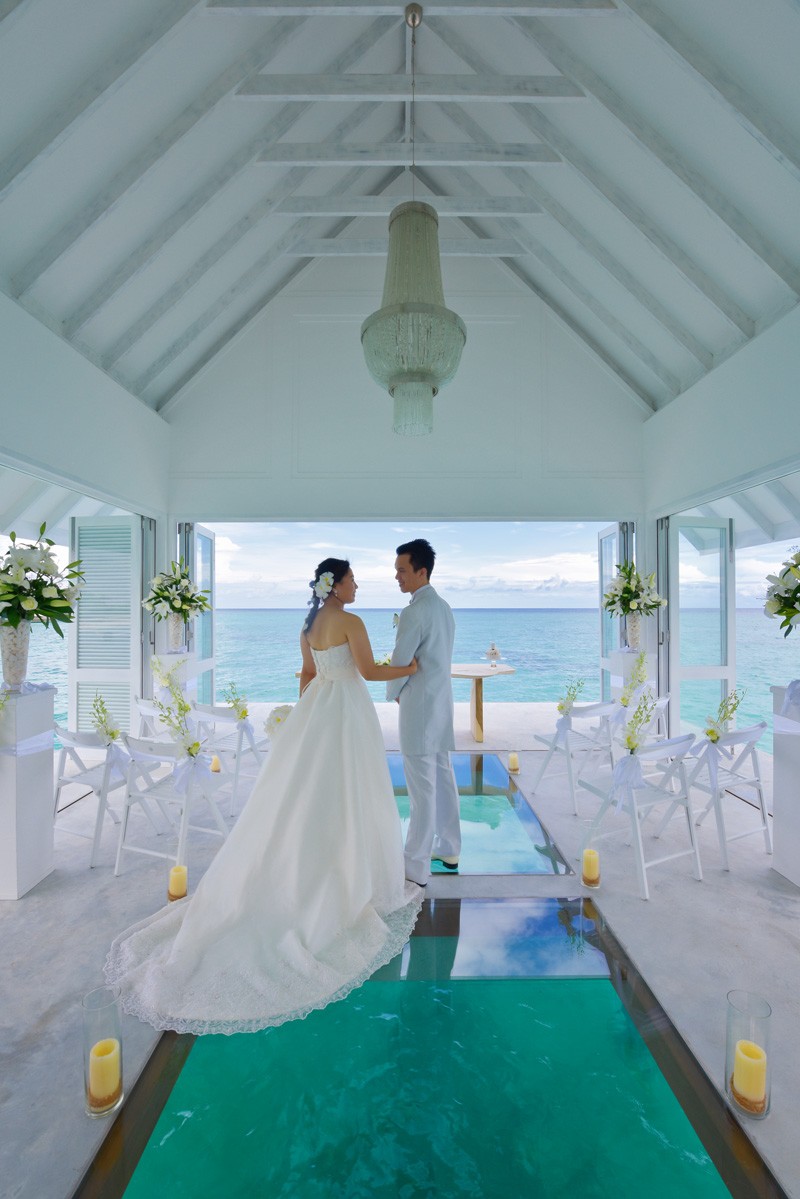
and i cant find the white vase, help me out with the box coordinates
[0,621,31,689]
[165,612,186,653]
[625,610,642,651]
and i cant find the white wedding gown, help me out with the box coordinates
[105,643,423,1035]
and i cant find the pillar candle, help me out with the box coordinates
[508,751,519,773]
[168,864,188,900]
[88,1038,121,1109]
[733,1039,767,1105]
[210,754,221,772]
[582,848,600,886]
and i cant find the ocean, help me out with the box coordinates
[27,608,794,752]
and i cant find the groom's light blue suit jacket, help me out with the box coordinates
[387,584,456,756]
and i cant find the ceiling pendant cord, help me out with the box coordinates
[406,3,422,202]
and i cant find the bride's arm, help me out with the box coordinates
[299,632,316,695]
[347,617,417,682]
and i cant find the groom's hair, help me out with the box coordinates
[396,538,435,578]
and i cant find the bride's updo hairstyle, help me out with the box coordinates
[303,558,350,633]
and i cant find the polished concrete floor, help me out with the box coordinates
[1,702,797,1199]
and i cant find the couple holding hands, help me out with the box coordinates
[106,539,461,1035]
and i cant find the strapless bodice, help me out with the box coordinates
[310,641,358,681]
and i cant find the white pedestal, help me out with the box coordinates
[771,684,800,889]
[0,686,56,900]
[608,650,657,699]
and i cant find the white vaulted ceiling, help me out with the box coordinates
[0,0,798,423]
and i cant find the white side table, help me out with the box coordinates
[0,685,56,899]
[771,684,800,889]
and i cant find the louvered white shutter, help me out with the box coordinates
[68,516,144,732]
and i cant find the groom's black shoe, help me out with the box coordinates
[406,877,427,887]
[431,855,459,871]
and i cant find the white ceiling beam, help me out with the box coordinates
[285,237,525,254]
[509,16,800,295]
[209,0,617,12]
[728,493,776,541]
[257,142,560,165]
[151,166,404,408]
[0,480,50,532]
[101,102,380,365]
[131,163,378,393]
[11,15,306,298]
[435,91,713,369]
[38,490,85,537]
[60,16,396,338]
[497,216,680,394]
[0,0,35,25]
[237,73,584,101]
[0,0,204,204]
[616,0,800,183]
[432,17,756,338]
[765,479,800,525]
[417,161,665,404]
[276,194,542,215]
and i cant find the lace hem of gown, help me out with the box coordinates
[104,888,424,1037]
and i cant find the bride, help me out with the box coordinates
[105,558,423,1035]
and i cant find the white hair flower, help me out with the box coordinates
[314,571,335,600]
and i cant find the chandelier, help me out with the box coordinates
[360,4,466,436]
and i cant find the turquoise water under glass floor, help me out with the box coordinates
[117,897,745,1199]
[389,752,569,875]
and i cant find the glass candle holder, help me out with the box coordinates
[725,990,771,1119]
[82,986,124,1118]
[168,864,188,902]
[581,847,600,888]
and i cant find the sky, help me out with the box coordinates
[206,521,794,610]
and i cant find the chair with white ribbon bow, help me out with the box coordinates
[114,735,228,875]
[578,734,701,900]
[53,725,132,867]
[190,702,269,813]
[680,721,771,870]
[530,701,617,814]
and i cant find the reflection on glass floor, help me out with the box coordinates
[119,898,733,1199]
[388,752,570,875]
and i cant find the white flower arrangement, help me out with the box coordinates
[619,651,648,708]
[90,692,121,744]
[313,572,334,600]
[0,523,84,636]
[142,559,211,623]
[603,562,666,617]
[265,704,293,739]
[764,548,800,636]
[623,689,656,754]
[374,653,392,666]
[151,667,200,757]
[703,688,745,743]
[557,678,584,716]
[221,680,248,721]
[151,655,183,692]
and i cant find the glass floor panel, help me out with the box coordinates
[389,752,570,875]
[118,899,734,1199]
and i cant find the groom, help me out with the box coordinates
[387,539,461,886]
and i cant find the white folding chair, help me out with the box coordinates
[609,694,670,759]
[684,721,772,869]
[134,696,170,739]
[114,735,229,875]
[190,702,269,812]
[530,701,617,814]
[578,733,701,900]
[53,725,131,867]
